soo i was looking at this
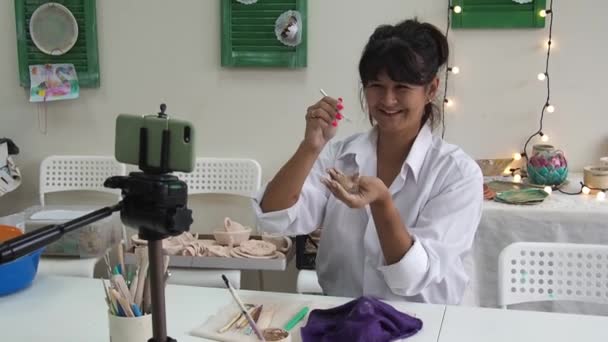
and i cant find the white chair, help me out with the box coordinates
[498,242,608,309]
[39,155,124,206]
[37,155,126,278]
[170,157,262,289]
[296,269,323,294]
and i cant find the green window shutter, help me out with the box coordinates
[221,0,307,68]
[15,0,100,88]
[452,0,547,29]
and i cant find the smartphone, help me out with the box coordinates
[114,113,195,173]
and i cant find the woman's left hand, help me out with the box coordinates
[322,168,390,208]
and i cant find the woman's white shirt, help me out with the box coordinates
[253,124,483,304]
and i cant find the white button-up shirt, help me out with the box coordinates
[253,124,483,305]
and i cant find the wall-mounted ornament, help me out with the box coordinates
[451,0,547,29]
[15,0,101,88]
[275,10,302,47]
[29,3,79,56]
[221,0,307,68]
[235,0,257,4]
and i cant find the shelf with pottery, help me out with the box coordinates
[125,218,295,271]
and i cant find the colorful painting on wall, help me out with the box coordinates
[29,63,79,102]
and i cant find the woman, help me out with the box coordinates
[253,19,483,305]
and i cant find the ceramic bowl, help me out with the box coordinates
[213,227,252,246]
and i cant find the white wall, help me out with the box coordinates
[1,0,607,290]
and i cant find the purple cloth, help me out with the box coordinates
[300,296,423,342]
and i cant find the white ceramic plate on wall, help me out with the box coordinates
[29,2,79,56]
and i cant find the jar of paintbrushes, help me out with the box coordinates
[102,244,169,342]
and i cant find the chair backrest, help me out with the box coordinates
[174,158,262,197]
[39,155,126,206]
[498,242,608,308]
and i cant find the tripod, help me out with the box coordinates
[0,105,193,342]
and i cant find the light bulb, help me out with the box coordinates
[541,134,549,142]
[453,5,462,14]
[450,66,460,74]
[597,191,606,201]
[546,104,555,113]
[513,153,522,161]
[543,186,552,195]
[513,174,522,183]
[582,186,591,195]
[539,9,547,17]
[444,98,454,107]
[537,73,547,81]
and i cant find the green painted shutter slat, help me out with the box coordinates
[15,0,100,88]
[452,0,547,29]
[222,0,307,68]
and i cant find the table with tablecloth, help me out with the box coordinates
[465,172,608,315]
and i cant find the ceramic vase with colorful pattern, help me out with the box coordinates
[527,144,568,186]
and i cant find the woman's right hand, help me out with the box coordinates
[303,96,343,151]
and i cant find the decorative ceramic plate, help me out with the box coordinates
[29,3,79,55]
[494,188,549,205]
[231,248,283,260]
[239,240,276,256]
[486,181,536,193]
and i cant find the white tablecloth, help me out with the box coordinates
[466,173,608,315]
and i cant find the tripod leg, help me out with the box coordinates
[148,239,169,341]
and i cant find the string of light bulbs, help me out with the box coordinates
[506,167,606,201]
[480,1,604,202]
[513,0,555,162]
[533,2,606,201]
[441,1,462,138]
[555,182,606,201]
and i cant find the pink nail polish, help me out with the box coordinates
[338,97,343,102]
[332,120,338,127]
[337,103,344,110]
[336,113,343,120]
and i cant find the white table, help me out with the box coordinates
[439,305,608,342]
[2,276,607,341]
[467,173,608,315]
[0,275,445,342]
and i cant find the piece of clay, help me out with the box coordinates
[329,168,359,194]
[208,245,230,258]
[239,240,277,257]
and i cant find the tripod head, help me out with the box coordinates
[105,172,192,241]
